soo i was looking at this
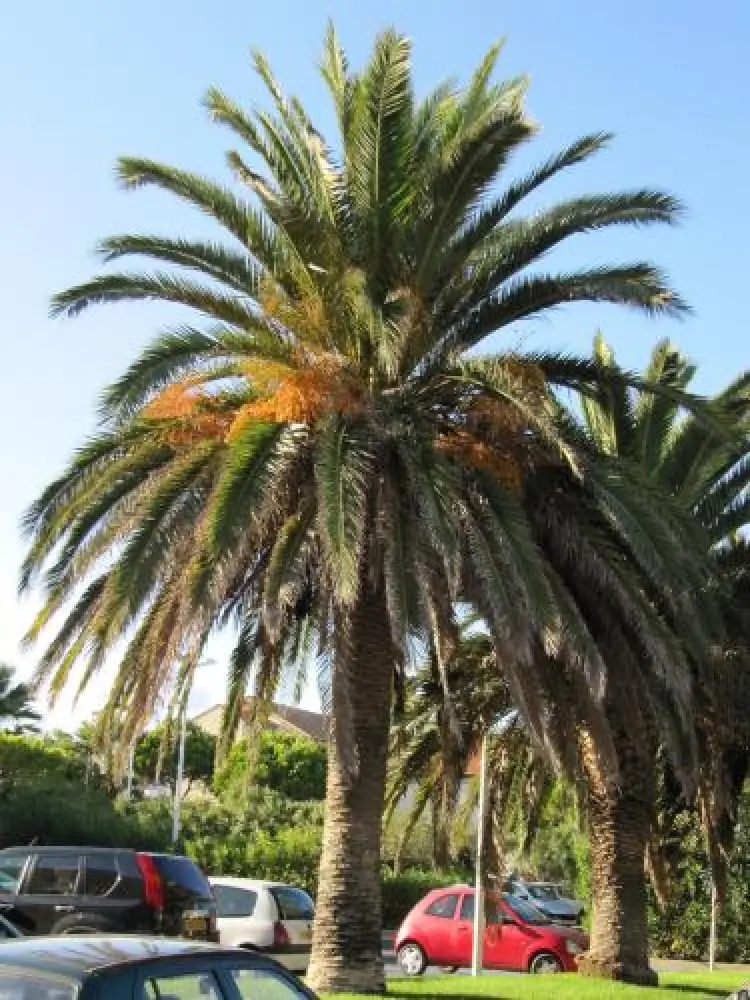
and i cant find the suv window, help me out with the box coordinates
[149,855,212,900]
[425,893,459,919]
[84,852,120,897]
[0,853,27,893]
[26,853,81,896]
[271,887,314,921]
[214,885,258,918]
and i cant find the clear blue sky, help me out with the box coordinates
[1,0,748,727]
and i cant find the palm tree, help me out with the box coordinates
[386,626,550,875]
[21,28,705,990]
[386,625,510,870]
[545,334,750,979]
[0,664,41,734]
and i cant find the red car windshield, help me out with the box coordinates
[503,894,551,925]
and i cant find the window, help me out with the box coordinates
[26,854,80,896]
[214,885,257,918]
[84,853,119,897]
[459,894,503,924]
[503,894,550,925]
[142,973,221,1000]
[0,974,78,1000]
[425,893,459,919]
[0,854,26,894]
[231,968,307,1000]
[149,856,212,900]
[270,887,314,921]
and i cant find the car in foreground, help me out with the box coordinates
[504,878,584,925]
[395,886,588,975]
[209,877,314,972]
[0,846,217,941]
[0,935,317,1000]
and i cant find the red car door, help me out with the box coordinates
[454,892,505,968]
[420,892,461,965]
[493,898,529,970]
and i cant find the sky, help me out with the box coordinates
[1,0,748,730]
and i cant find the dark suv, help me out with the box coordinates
[0,846,218,940]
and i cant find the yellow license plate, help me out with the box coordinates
[184,913,208,937]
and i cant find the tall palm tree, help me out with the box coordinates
[0,664,41,734]
[21,28,706,990]
[546,334,750,979]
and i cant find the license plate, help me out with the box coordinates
[183,913,209,937]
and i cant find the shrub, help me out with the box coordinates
[214,731,326,802]
[381,868,467,928]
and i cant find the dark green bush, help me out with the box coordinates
[648,793,750,963]
[381,869,467,928]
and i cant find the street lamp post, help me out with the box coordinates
[125,743,135,800]
[171,657,216,847]
[471,709,520,977]
[471,730,489,976]
[171,704,188,846]
[709,879,717,970]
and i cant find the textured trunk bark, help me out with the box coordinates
[577,724,657,986]
[433,767,458,868]
[306,581,396,994]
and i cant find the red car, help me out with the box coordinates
[395,886,588,975]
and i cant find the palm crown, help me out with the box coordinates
[22,30,692,745]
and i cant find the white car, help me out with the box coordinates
[209,877,314,973]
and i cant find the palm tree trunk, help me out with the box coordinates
[433,771,454,869]
[577,724,657,986]
[307,581,396,994]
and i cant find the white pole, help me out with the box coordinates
[709,880,717,970]
[125,744,135,800]
[471,731,489,976]
[172,706,187,845]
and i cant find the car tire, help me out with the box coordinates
[397,942,428,977]
[529,951,563,974]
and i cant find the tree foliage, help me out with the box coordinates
[0,665,40,734]
[214,729,326,801]
[134,720,216,791]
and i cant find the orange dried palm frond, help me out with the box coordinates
[144,382,206,420]
[228,364,363,438]
[144,382,235,445]
[437,430,525,495]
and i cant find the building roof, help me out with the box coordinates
[191,697,328,743]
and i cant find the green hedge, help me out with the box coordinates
[381,869,467,928]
